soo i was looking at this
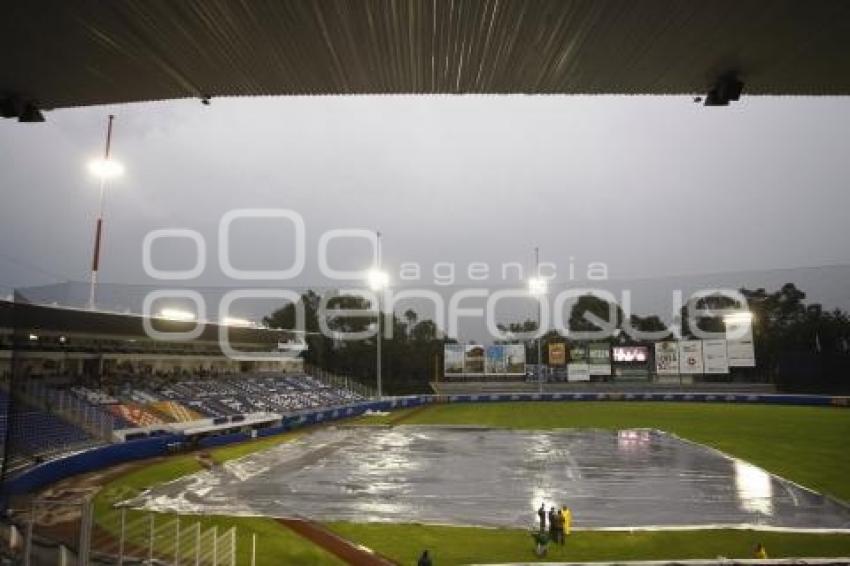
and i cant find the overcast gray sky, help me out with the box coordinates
[2,95,849,335]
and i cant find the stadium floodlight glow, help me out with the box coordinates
[528,277,548,296]
[158,308,197,322]
[88,158,125,180]
[88,115,122,311]
[223,316,253,327]
[723,312,754,324]
[367,269,389,291]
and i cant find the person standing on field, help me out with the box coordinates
[562,505,572,536]
[538,502,547,532]
[555,509,565,544]
[548,506,557,539]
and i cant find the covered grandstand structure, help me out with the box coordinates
[3,0,850,120]
[0,300,301,378]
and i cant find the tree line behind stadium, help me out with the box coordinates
[265,283,850,395]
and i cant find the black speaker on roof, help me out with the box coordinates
[18,103,45,122]
[703,73,744,107]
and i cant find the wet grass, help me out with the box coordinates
[399,401,850,502]
[329,523,850,565]
[91,434,343,565]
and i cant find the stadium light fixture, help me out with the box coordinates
[158,308,197,322]
[367,268,389,291]
[88,158,125,180]
[528,276,548,297]
[723,312,754,324]
[223,316,253,327]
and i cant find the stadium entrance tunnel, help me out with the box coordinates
[122,426,850,531]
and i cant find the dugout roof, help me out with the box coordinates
[3,0,850,112]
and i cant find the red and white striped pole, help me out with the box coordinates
[88,115,115,310]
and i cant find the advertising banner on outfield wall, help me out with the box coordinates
[486,345,507,374]
[505,344,526,374]
[679,340,704,374]
[570,345,588,362]
[464,345,486,374]
[702,339,730,374]
[655,341,680,375]
[568,362,591,382]
[444,344,464,375]
[588,342,612,375]
[548,343,567,366]
[726,322,756,367]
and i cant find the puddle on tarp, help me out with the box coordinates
[124,426,850,529]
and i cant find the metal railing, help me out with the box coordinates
[16,499,247,566]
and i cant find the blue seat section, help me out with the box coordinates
[0,389,100,473]
[129,373,366,418]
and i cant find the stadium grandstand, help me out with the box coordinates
[0,300,371,476]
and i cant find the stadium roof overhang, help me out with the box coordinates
[2,0,850,120]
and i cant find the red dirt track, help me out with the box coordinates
[277,518,397,565]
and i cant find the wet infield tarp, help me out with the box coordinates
[127,426,850,530]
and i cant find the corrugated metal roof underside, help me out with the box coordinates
[3,0,850,109]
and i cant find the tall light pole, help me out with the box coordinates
[87,115,123,310]
[528,247,547,394]
[367,231,389,399]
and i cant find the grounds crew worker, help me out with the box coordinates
[548,506,558,540]
[538,502,547,532]
[562,505,572,536]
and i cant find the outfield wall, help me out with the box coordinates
[2,392,847,502]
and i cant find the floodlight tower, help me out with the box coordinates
[528,247,548,394]
[367,230,389,399]
[87,115,123,310]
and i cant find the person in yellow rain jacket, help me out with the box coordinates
[754,542,768,559]
[561,506,572,537]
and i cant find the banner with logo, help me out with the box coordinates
[444,344,464,375]
[548,343,567,366]
[654,341,680,375]
[679,340,704,374]
[570,345,588,362]
[588,342,612,375]
[702,339,730,374]
[485,345,507,373]
[464,345,486,374]
[505,344,526,374]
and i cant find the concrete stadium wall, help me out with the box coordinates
[3,392,845,503]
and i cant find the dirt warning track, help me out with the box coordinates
[277,518,397,565]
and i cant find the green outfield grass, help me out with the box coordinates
[91,401,850,565]
[330,523,850,565]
